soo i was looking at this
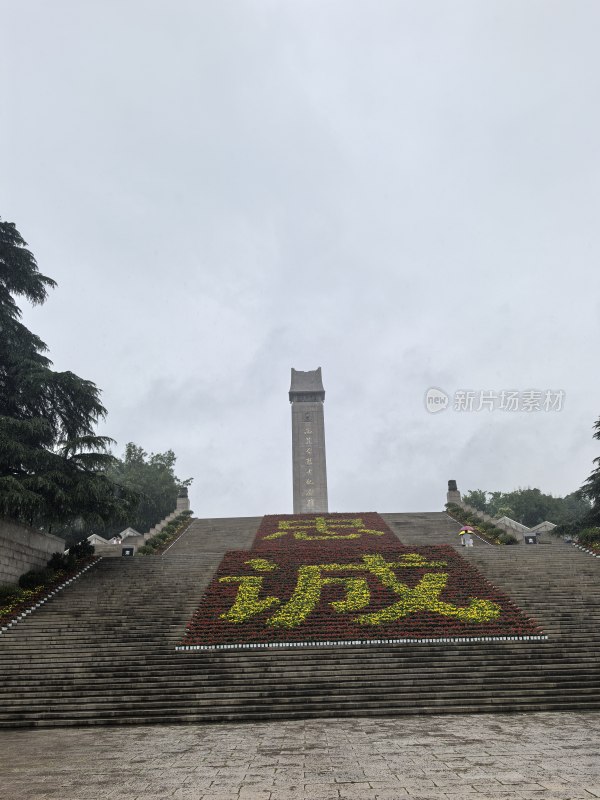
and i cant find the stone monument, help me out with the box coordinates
[290,367,328,513]
[447,479,461,505]
[176,486,191,514]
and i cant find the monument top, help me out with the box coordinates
[289,367,325,402]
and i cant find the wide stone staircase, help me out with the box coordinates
[1,512,599,727]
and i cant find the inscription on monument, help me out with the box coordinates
[290,368,328,513]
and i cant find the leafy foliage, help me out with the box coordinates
[137,510,193,555]
[497,532,519,545]
[461,489,487,512]
[47,551,76,571]
[0,584,38,614]
[1,541,96,623]
[18,538,97,588]
[0,219,135,529]
[581,417,600,527]
[99,444,192,536]
[70,539,95,559]
[462,487,590,528]
[18,568,53,589]
[445,503,505,544]
[576,527,600,546]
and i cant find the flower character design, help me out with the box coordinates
[352,555,500,625]
[263,516,386,541]
[218,554,501,629]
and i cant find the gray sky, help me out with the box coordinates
[2,1,600,518]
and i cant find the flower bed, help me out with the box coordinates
[574,528,600,556]
[252,512,400,551]
[445,503,516,545]
[574,543,600,558]
[0,557,98,629]
[179,514,543,650]
[137,511,194,555]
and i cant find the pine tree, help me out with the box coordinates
[0,219,134,529]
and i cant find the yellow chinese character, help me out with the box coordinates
[263,516,386,541]
[352,554,499,625]
[218,555,501,629]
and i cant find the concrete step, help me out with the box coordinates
[2,512,600,728]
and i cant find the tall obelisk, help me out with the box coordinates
[290,367,328,513]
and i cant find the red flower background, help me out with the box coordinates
[179,514,543,649]
[251,512,400,552]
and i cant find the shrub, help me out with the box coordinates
[48,541,93,572]
[47,552,68,571]
[445,504,467,522]
[19,568,53,589]
[48,551,77,571]
[577,528,600,546]
[552,522,579,538]
[70,539,95,559]
[0,585,22,604]
[447,503,510,545]
[135,512,192,555]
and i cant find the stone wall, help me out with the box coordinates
[0,519,65,586]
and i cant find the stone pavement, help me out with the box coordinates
[1,712,599,800]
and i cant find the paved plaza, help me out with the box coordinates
[1,712,599,800]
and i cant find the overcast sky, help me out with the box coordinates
[2,1,600,518]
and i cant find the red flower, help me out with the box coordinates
[179,515,543,649]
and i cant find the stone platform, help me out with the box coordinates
[1,712,599,799]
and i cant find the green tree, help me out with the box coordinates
[0,219,134,530]
[495,506,515,519]
[548,491,589,526]
[581,416,600,526]
[500,489,550,527]
[463,485,590,527]
[462,489,488,512]
[104,443,192,535]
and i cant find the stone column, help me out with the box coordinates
[290,367,328,513]
[176,487,190,513]
[447,479,461,505]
